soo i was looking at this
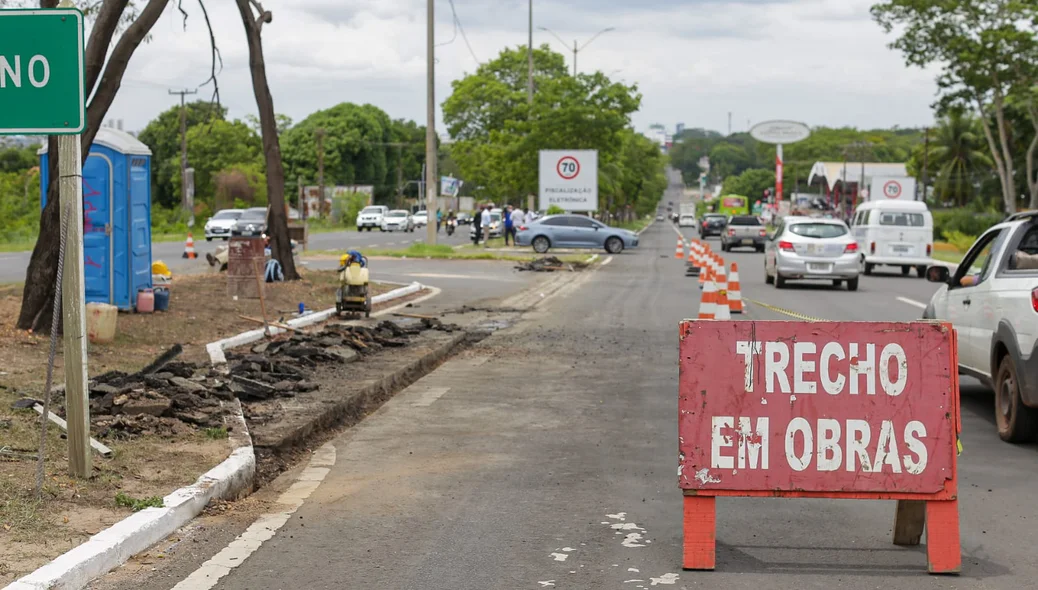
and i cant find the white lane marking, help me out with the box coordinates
[550,552,569,562]
[896,296,927,309]
[649,573,680,585]
[411,386,451,407]
[170,444,336,590]
[601,256,613,266]
[538,582,556,587]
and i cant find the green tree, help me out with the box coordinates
[925,110,993,207]
[0,145,38,173]
[708,142,752,181]
[170,119,262,206]
[721,168,776,201]
[872,0,1038,213]
[280,103,413,203]
[443,45,641,204]
[138,101,228,208]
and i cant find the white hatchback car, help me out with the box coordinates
[381,210,414,232]
[923,211,1038,442]
[764,217,861,290]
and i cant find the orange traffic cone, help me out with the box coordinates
[182,233,197,259]
[714,266,731,320]
[728,263,743,314]
[698,275,717,319]
[686,239,697,263]
[675,238,685,259]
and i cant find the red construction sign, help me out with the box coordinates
[677,320,961,574]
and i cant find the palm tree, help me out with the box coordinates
[930,109,993,207]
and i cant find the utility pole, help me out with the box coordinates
[921,127,930,202]
[572,40,578,76]
[314,128,326,220]
[527,0,533,104]
[727,112,732,136]
[426,0,438,245]
[168,89,198,218]
[296,175,304,223]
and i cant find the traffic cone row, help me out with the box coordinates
[182,232,197,259]
[675,238,686,260]
[695,258,744,318]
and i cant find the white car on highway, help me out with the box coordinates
[923,211,1038,442]
[356,205,388,232]
[412,210,429,227]
[204,209,243,241]
[381,210,414,232]
[764,217,861,291]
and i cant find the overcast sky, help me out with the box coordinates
[106,0,940,136]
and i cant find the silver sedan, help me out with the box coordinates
[764,217,861,290]
[516,214,639,254]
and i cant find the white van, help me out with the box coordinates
[850,200,934,277]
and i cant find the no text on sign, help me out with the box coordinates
[677,320,961,574]
[0,8,85,135]
[539,149,598,212]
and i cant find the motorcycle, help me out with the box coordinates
[445,219,456,236]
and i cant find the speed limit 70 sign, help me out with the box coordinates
[539,150,598,212]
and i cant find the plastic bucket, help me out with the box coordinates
[86,303,118,344]
[153,288,170,312]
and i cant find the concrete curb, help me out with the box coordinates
[6,282,434,590]
[206,281,425,364]
[5,400,254,590]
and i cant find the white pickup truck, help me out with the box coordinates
[923,211,1038,442]
[356,205,388,232]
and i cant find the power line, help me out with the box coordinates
[447,0,479,64]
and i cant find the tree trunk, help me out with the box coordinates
[992,89,1018,214]
[976,98,1016,214]
[16,0,169,333]
[235,0,299,280]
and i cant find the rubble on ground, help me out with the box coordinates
[83,319,458,437]
[514,256,589,272]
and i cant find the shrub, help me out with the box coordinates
[546,205,565,215]
[932,209,1002,241]
[943,230,977,254]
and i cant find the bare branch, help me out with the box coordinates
[83,0,170,152]
[83,0,130,98]
[192,0,223,116]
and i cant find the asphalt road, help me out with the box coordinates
[91,195,1036,589]
[0,225,474,284]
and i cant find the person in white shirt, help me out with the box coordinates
[510,207,524,243]
[480,206,492,247]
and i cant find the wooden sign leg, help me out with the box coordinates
[925,499,961,574]
[892,499,926,545]
[682,495,716,570]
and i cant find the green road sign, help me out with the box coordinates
[0,8,85,135]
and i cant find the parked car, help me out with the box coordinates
[412,210,429,227]
[516,214,640,254]
[764,217,860,290]
[699,213,727,238]
[381,209,414,232]
[852,200,934,277]
[230,207,268,237]
[204,209,243,241]
[356,205,388,231]
[469,209,504,240]
[923,211,1038,442]
[456,212,473,225]
[721,215,767,252]
[678,214,697,228]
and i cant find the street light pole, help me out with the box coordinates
[527,0,533,104]
[538,26,614,76]
[425,0,437,245]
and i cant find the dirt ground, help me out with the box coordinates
[0,270,394,583]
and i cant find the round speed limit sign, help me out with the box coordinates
[556,156,580,180]
[882,180,903,199]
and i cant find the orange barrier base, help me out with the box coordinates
[682,495,961,573]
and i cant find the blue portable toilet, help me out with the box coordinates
[40,128,154,310]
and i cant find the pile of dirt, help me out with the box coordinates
[83,319,459,436]
[514,256,588,272]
